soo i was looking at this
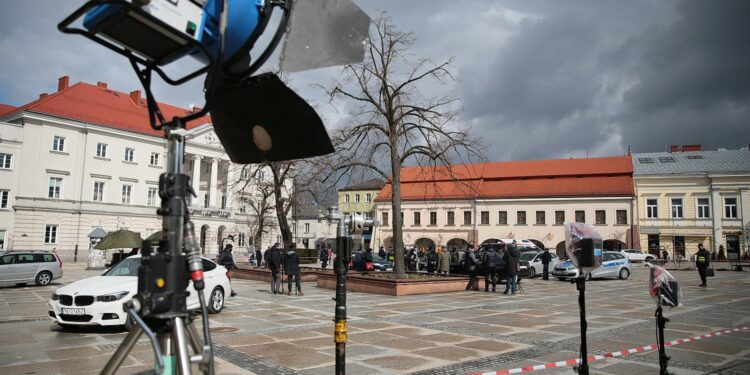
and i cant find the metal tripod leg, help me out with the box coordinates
[172,317,193,375]
[101,326,144,375]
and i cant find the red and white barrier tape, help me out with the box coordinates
[472,326,749,375]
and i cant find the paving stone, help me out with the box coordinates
[363,355,432,371]
[412,345,480,361]
[456,339,520,352]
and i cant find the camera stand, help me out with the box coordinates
[101,119,214,375]
[656,305,671,374]
[574,275,589,375]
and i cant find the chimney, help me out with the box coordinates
[129,90,141,105]
[682,144,701,152]
[57,76,69,92]
[670,145,680,153]
[97,81,108,89]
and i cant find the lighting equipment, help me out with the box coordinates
[319,207,378,375]
[647,263,682,374]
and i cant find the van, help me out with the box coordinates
[0,251,64,286]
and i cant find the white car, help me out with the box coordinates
[552,251,632,280]
[48,255,232,329]
[620,249,655,262]
[518,251,559,278]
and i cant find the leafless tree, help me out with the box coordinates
[319,13,485,277]
[233,165,278,249]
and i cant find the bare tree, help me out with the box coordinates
[233,165,278,249]
[320,13,484,277]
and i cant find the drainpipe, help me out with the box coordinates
[74,127,89,262]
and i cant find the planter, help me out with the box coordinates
[233,266,319,282]
[316,272,485,296]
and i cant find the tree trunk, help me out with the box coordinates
[271,163,294,249]
[390,142,405,278]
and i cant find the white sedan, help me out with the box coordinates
[48,255,232,329]
[552,252,633,280]
[620,249,655,262]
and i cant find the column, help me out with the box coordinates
[191,155,202,206]
[711,188,722,252]
[209,158,219,208]
[225,161,235,210]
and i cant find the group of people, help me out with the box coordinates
[221,242,304,296]
[464,243,523,294]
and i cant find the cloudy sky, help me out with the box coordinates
[1,0,748,162]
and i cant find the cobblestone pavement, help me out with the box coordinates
[1,262,749,374]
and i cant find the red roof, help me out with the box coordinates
[1,80,209,137]
[0,104,16,117]
[377,156,634,201]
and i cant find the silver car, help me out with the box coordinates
[0,251,64,286]
[552,251,632,280]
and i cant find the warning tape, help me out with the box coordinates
[472,326,749,375]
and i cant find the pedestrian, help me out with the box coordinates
[363,248,374,274]
[465,247,480,290]
[661,249,668,261]
[320,245,330,270]
[255,248,263,268]
[696,243,710,287]
[426,246,438,274]
[263,246,271,269]
[482,245,499,292]
[218,244,238,296]
[284,244,303,296]
[540,248,552,280]
[438,247,451,276]
[378,246,386,259]
[503,243,520,294]
[267,243,283,294]
[407,247,418,271]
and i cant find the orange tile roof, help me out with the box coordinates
[1,81,209,137]
[0,103,16,117]
[377,156,634,201]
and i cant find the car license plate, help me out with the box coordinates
[61,308,85,315]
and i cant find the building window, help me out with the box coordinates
[382,212,389,227]
[536,211,545,225]
[413,212,421,226]
[52,136,65,152]
[463,211,471,225]
[575,210,585,223]
[616,210,627,225]
[93,182,105,202]
[671,198,683,218]
[0,153,13,169]
[150,152,160,166]
[480,211,489,225]
[595,210,606,225]
[48,177,62,199]
[555,211,565,225]
[646,198,658,218]
[122,185,132,204]
[147,187,158,206]
[429,211,437,225]
[45,225,58,244]
[366,193,372,202]
[0,230,5,249]
[697,198,710,218]
[124,148,135,162]
[0,190,9,209]
[517,211,526,225]
[345,194,350,203]
[498,211,508,225]
[96,143,108,158]
[221,194,227,209]
[304,223,310,233]
[204,193,209,208]
[355,194,361,203]
[447,211,455,226]
[724,197,738,218]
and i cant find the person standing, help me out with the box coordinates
[320,245,330,270]
[378,246,386,259]
[407,247,418,272]
[218,244,238,297]
[540,248,551,280]
[438,247,451,276]
[284,244,303,295]
[363,248,374,274]
[696,243,710,287]
[426,246,438,274]
[255,248,263,268]
[482,246,499,292]
[267,243,283,294]
[465,247,480,290]
[503,243,520,294]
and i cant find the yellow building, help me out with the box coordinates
[337,179,385,248]
[633,147,750,260]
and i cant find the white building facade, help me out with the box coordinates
[0,77,288,260]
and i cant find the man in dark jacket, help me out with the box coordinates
[320,245,330,270]
[426,246,438,274]
[503,244,520,294]
[218,244,238,296]
[407,247,418,272]
[284,244,303,295]
[483,246,499,292]
[267,243,283,294]
[465,247,480,290]
[255,248,262,268]
[540,248,552,280]
[696,243,710,287]
[378,246,386,259]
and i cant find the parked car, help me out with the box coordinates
[48,255,231,329]
[620,249,654,262]
[372,255,393,272]
[518,251,559,278]
[0,250,63,286]
[552,251,632,280]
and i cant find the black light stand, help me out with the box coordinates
[318,207,375,375]
[101,119,214,375]
[575,275,590,375]
[656,304,671,375]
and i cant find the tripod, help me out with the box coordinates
[102,119,214,375]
